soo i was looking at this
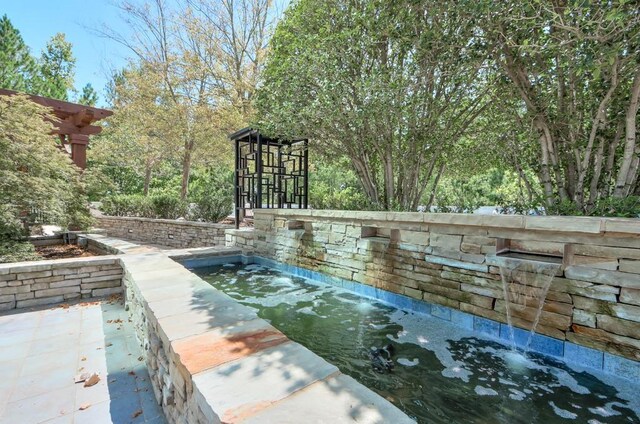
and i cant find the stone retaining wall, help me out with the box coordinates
[249,209,640,362]
[95,216,231,248]
[118,250,410,424]
[0,256,123,311]
[224,228,255,250]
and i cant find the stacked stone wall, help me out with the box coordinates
[95,216,231,248]
[250,210,640,362]
[224,228,255,250]
[0,257,123,311]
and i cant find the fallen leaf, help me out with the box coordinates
[106,343,113,347]
[128,371,136,376]
[79,403,91,410]
[74,372,91,383]
[81,356,86,361]
[84,373,100,387]
[137,356,143,361]
[132,410,142,418]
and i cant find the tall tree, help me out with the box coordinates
[256,0,492,210]
[0,15,37,93]
[76,83,99,106]
[472,0,640,212]
[37,33,76,100]
[100,0,275,199]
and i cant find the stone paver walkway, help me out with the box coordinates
[0,299,166,424]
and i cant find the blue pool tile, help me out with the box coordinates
[499,324,530,348]
[410,299,431,316]
[353,283,377,299]
[183,255,241,269]
[474,317,500,338]
[431,305,451,321]
[392,293,413,311]
[564,342,604,370]
[529,333,564,358]
[450,310,474,330]
[603,353,640,381]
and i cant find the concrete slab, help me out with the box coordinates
[193,341,339,423]
[0,300,166,424]
[243,374,414,424]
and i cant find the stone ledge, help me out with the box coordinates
[122,252,412,423]
[254,209,639,236]
[98,215,233,229]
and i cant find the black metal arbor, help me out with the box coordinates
[229,128,309,228]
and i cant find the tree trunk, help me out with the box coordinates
[614,68,640,197]
[426,162,446,210]
[181,140,194,200]
[143,165,152,196]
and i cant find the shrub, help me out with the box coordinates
[101,193,189,220]
[0,93,92,251]
[188,167,233,222]
[150,193,188,219]
[0,240,39,263]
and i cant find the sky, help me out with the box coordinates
[2,0,291,108]
[1,0,135,107]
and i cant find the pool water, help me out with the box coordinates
[195,263,640,424]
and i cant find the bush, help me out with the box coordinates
[0,94,92,236]
[101,194,152,217]
[188,167,233,222]
[150,193,188,219]
[101,193,188,220]
[0,240,39,263]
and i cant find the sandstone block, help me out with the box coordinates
[49,279,81,289]
[92,287,122,297]
[620,260,640,274]
[0,294,15,303]
[17,270,51,280]
[423,291,459,309]
[82,274,124,284]
[17,295,64,308]
[81,280,121,290]
[35,286,80,298]
[565,266,640,289]
[34,275,65,284]
[620,288,640,306]
[597,315,640,339]
[573,309,596,327]
[430,233,462,251]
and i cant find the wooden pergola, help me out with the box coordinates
[0,89,113,169]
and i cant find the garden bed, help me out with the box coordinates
[34,243,95,260]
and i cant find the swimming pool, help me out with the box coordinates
[194,262,640,424]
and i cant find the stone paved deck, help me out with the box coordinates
[0,299,166,424]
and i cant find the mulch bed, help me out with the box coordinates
[35,244,95,260]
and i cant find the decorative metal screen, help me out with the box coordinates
[231,128,308,228]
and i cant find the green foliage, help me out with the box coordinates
[100,167,233,222]
[0,94,92,240]
[256,0,491,211]
[0,240,39,264]
[76,83,98,106]
[0,16,81,101]
[547,196,640,218]
[100,194,153,217]
[0,15,37,93]
[434,169,543,214]
[100,193,188,220]
[309,161,372,210]
[150,193,188,219]
[188,167,234,222]
[37,33,75,100]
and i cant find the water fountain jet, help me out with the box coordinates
[488,251,563,355]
